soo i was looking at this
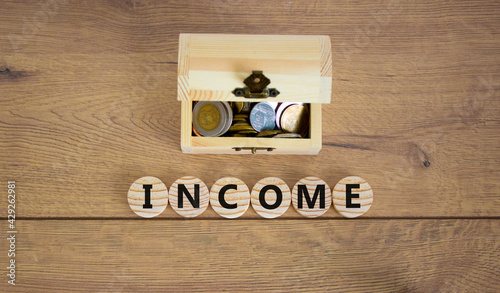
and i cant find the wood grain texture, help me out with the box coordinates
[178,33,329,154]
[1,0,499,217]
[333,176,374,218]
[178,34,332,103]
[127,176,168,218]
[291,177,332,218]
[251,177,291,218]
[0,0,499,290]
[209,177,250,219]
[168,176,209,218]
[0,219,498,292]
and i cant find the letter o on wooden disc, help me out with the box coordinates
[169,176,209,218]
[210,177,250,219]
[292,177,332,218]
[128,176,168,218]
[332,176,373,218]
[251,177,291,219]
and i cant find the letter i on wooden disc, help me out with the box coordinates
[292,177,332,218]
[210,177,250,219]
[169,176,210,218]
[128,176,168,218]
[251,177,291,219]
[332,176,373,218]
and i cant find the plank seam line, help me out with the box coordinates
[7,217,500,221]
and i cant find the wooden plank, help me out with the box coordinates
[1,219,498,292]
[2,0,499,56]
[0,0,500,218]
[0,49,499,217]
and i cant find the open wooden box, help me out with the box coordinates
[178,34,332,155]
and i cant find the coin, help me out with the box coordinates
[218,101,233,136]
[197,103,220,131]
[240,102,252,114]
[275,102,302,129]
[192,125,203,137]
[274,133,302,138]
[229,124,255,132]
[233,114,249,123]
[231,102,244,114]
[257,130,284,137]
[250,102,276,132]
[236,130,258,135]
[193,101,233,137]
[280,104,309,137]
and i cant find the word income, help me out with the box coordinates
[127,176,373,219]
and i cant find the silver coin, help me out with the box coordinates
[274,133,302,138]
[216,101,233,136]
[250,102,276,132]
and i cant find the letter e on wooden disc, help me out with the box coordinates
[169,176,209,218]
[128,176,168,218]
[251,177,291,219]
[292,177,332,218]
[210,177,250,219]
[332,176,373,218]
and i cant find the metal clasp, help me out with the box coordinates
[233,147,275,154]
[232,71,280,99]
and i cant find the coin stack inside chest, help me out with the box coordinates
[193,101,310,138]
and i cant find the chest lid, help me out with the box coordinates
[178,34,332,104]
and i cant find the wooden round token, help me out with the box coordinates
[169,176,209,218]
[292,177,332,218]
[128,176,168,218]
[251,177,291,219]
[210,177,250,219]
[332,176,373,218]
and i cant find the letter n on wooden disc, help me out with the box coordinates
[169,176,209,218]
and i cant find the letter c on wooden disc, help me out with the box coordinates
[210,177,250,219]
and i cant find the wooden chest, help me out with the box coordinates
[178,33,332,155]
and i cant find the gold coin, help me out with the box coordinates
[235,130,258,134]
[229,124,254,132]
[231,102,244,114]
[257,130,283,137]
[233,114,249,122]
[240,102,252,114]
[197,103,221,131]
[280,105,309,135]
[232,120,250,126]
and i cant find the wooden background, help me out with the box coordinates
[1,0,499,291]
